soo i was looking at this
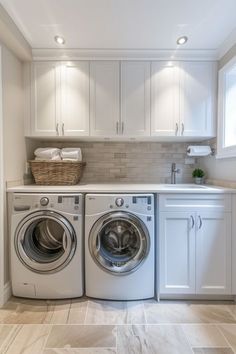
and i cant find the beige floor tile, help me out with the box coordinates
[3,324,52,354]
[0,297,52,324]
[46,300,71,324]
[117,324,192,354]
[45,325,116,349]
[144,301,236,324]
[43,349,116,354]
[182,324,228,347]
[192,349,234,354]
[0,324,20,352]
[218,325,236,352]
[67,299,88,324]
[85,300,145,325]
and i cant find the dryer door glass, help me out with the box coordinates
[89,212,150,274]
[15,211,76,273]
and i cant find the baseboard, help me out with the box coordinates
[3,282,11,304]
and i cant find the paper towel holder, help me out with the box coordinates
[186,146,215,156]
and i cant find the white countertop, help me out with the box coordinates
[6,183,235,194]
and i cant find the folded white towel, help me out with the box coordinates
[61,148,82,161]
[34,148,61,159]
[35,155,61,161]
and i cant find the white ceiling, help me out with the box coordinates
[1,0,236,50]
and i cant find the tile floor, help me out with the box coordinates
[0,297,236,353]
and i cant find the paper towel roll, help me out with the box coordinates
[187,145,212,157]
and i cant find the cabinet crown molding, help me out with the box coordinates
[32,48,218,61]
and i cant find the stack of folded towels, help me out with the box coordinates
[34,148,82,161]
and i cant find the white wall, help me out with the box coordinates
[201,45,236,183]
[2,44,26,290]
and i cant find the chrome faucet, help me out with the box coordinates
[171,163,180,184]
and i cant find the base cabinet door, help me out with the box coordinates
[196,212,231,294]
[159,212,196,294]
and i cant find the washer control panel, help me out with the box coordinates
[12,194,83,215]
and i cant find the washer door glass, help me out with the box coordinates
[15,211,76,273]
[89,212,150,274]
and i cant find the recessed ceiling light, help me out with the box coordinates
[177,36,188,45]
[54,35,65,45]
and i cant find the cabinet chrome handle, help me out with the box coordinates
[175,123,178,136]
[116,121,119,134]
[198,215,202,229]
[181,123,184,135]
[190,215,195,229]
[121,122,124,134]
[62,122,65,135]
[56,123,59,135]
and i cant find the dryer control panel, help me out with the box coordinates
[86,194,154,216]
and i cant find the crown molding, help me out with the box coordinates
[0,4,32,61]
[32,48,218,61]
[217,28,236,59]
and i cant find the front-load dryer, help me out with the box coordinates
[85,194,154,300]
[10,193,84,299]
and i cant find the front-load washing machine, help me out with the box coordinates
[85,194,154,300]
[10,193,84,299]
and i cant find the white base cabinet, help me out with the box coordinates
[159,194,232,296]
[196,211,231,295]
[159,212,195,294]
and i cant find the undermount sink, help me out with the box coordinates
[161,184,208,189]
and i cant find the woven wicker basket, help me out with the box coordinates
[29,160,86,185]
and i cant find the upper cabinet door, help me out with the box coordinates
[196,211,231,295]
[121,62,150,137]
[180,62,217,137]
[61,61,90,136]
[31,62,60,136]
[151,62,180,137]
[90,61,120,137]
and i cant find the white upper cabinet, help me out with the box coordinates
[30,61,89,137]
[90,61,120,137]
[31,62,60,136]
[179,62,217,137]
[121,62,150,136]
[61,61,90,136]
[28,60,216,139]
[151,62,179,136]
[196,211,231,295]
[151,61,216,138]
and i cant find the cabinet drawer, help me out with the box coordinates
[159,194,231,212]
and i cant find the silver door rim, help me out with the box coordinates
[15,210,76,274]
[89,211,150,275]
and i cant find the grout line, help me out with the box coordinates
[65,299,72,324]
[178,324,195,354]
[84,300,89,324]
[41,324,53,352]
[216,324,236,354]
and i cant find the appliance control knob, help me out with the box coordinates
[40,197,49,206]
[115,198,124,207]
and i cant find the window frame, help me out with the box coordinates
[217,55,236,159]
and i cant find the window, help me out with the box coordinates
[217,56,236,158]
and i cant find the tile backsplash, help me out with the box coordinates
[33,141,197,183]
